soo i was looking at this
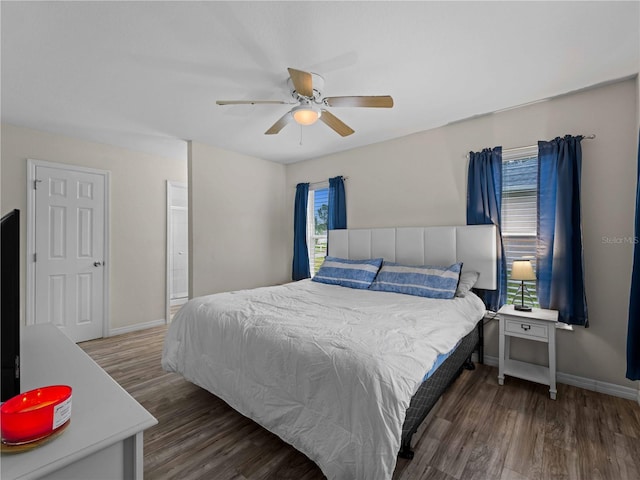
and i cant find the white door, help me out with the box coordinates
[170,207,188,300]
[32,163,107,343]
[167,182,188,305]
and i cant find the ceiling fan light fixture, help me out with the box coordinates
[291,105,321,126]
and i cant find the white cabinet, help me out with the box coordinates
[497,304,559,399]
[1,324,157,479]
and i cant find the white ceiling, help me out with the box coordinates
[2,1,639,164]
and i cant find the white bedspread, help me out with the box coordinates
[162,279,485,479]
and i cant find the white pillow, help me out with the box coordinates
[455,271,480,297]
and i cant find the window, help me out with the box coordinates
[501,147,539,307]
[307,186,328,276]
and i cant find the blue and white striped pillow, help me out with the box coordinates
[312,256,383,289]
[369,262,463,299]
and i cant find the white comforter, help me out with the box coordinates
[162,280,485,479]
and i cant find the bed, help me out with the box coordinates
[162,225,497,480]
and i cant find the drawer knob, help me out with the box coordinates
[521,324,531,331]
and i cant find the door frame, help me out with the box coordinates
[26,159,111,338]
[166,180,188,323]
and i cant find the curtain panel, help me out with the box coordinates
[537,136,588,326]
[292,183,310,281]
[467,147,507,311]
[627,130,640,380]
[328,176,347,230]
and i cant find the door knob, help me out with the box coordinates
[94,261,102,267]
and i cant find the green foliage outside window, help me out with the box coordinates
[315,204,328,235]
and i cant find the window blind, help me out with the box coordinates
[502,156,538,305]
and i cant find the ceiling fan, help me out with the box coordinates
[216,67,394,137]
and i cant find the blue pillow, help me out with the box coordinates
[369,262,463,299]
[312,256,383,289]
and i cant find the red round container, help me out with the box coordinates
[1,385,72,445]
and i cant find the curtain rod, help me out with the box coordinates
[299,176,349,189]
[464,134,596,159]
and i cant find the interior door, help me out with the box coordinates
[167,181,188,307]
[33,164,106,343]
[170,207,188,300]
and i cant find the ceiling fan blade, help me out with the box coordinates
[324,96,394,108]
[265,112,293,135]
[287,68,313,97]
[319,110,354,137]
[216,100,287,105]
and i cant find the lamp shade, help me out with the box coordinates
[511,260,536,281]
[292,105,320,125]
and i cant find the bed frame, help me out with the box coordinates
[328,225,497,459]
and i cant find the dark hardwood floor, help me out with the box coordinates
[80,326,640,480]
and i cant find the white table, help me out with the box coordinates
[1,324,157,479]
[497,304,559,399]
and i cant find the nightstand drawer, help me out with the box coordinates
[504,318,548,339]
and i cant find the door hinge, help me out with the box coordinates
[34,179,42,190]
[33,252,37,262]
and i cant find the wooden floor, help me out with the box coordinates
[80,326,640,480]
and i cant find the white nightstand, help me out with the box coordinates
[497,304,559,399]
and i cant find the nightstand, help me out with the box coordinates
[497,304,559,399]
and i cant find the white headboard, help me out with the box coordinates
[328,225,497,290]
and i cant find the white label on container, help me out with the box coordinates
[52,396,72,430]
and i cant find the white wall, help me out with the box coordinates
[0,123,187,332]
[286,78,639,389]
[188,141,289,297]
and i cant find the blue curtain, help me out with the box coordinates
[292,183,310,281]
[537,136,588,326]
[328,176,347,230]
[627,130,640,380]
[467,147,506,311]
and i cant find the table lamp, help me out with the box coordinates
[511,259,536,311]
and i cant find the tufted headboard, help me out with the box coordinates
[327,225,497,290]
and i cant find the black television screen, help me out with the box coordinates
[1,209,20,401]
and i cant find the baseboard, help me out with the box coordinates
[474,353,638,402]
[108,318,166,337]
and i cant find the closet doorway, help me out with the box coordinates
[166,181,188,322]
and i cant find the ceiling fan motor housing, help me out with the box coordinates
[287,73,325,103]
